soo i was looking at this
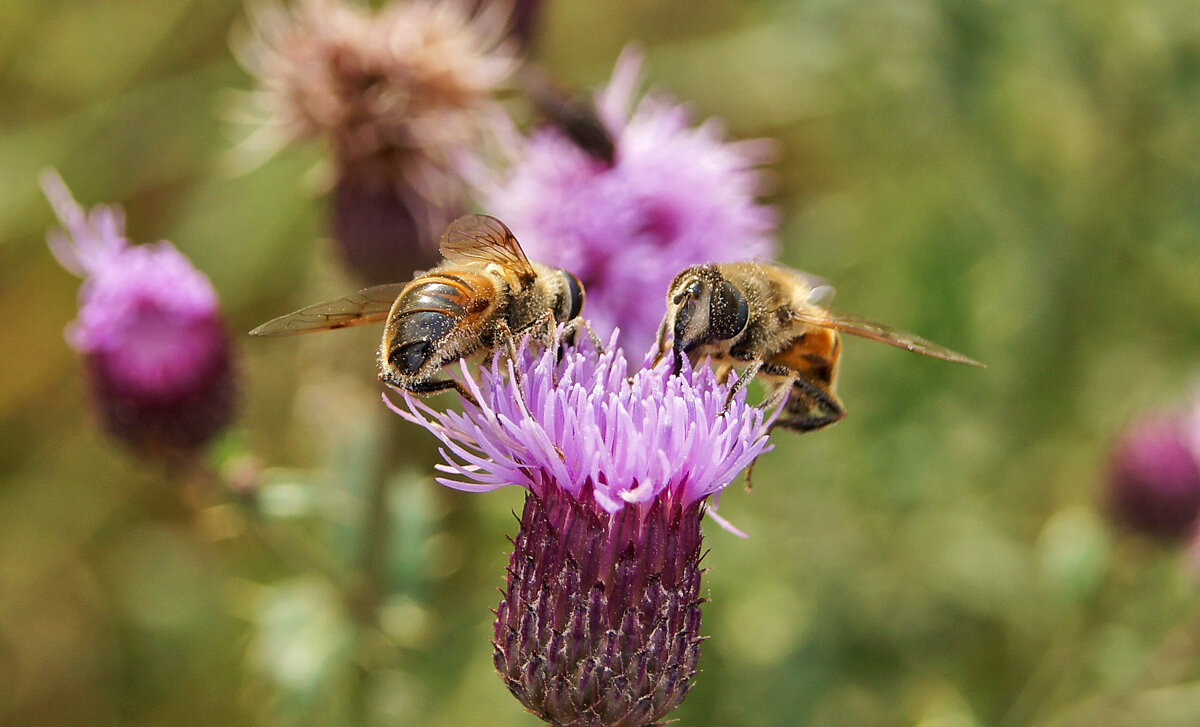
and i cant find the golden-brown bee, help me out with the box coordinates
[658,262,983,432]
[251,215,587,402]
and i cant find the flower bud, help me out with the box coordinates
[43,171,237,461]
[1108,414,1200,540]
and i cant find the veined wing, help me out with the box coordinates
[249,283,407,337]
[790,309,984,367]
[438,214,537,284]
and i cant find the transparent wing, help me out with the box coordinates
[767,263,832,303]
[790,309,985,367]
[438,214,537,284]
[249,283,407,337]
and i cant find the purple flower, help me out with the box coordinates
[472,47,779,355]
[390,336,772,725]
[234,0,518,283]
[42,171,236,461]
[1107,413,1200,540]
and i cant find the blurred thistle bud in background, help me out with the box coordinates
[1107,409,1200,541]
[472,47,779,355]
[234,0,518,284]
[42,171,237,464]
[393,337,773,726]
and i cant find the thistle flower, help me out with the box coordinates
[1107,412,1200,540]
[472,48,779,355]
[391,337,773,726]
[235,0,518,283]
[42,171,236,462]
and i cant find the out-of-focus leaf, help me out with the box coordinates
[250,576,352,695]
[1038,507,1113,603]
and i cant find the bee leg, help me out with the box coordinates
[654,316,671,366]
[536,309,559,345]
[723,359,764,413]
[493,319,525,391]
[743,449,764,491]
[739,369,780,491]
[714,364,734,385]
[559,316,604,353]
[580,319,604,352]
[759,376,796,412]
[496,319,521,357]
[762,366,845,433]
[512,310,556,346]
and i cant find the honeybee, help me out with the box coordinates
[251,215,587,403]
[658,262,983,432]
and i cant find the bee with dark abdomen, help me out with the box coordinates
[251,215,587,403]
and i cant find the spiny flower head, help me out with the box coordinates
[473,47,779,355]
[392,336,772,726]
[43,171,236,460]
[235,0,519,282]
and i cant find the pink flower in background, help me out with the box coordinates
[473,47,779,355]
[1108,410,1200,540]
[43,171,236,461]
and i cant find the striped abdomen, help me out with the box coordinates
[766,327,841,389]
[769,328,845,431]
[384,272,497,377]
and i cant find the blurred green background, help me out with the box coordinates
[4,0,1200,725]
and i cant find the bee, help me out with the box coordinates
[250,215,587,403]
[658,262,983,432]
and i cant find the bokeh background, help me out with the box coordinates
[4,0,1200,725]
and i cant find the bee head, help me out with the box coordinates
[668,266,749,372]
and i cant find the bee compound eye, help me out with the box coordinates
[708,280,749,341]
[564,271,585,320]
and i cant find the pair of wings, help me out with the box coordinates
[251,214,983,368]
[249,215,536,337]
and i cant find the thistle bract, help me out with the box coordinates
[392,337,773,726]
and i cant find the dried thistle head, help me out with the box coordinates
[235,0,519,281]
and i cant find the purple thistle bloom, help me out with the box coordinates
[472,47,779,356]
[1108,412,1200,540]
[42,171,236,461]
[390,337,772,726]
